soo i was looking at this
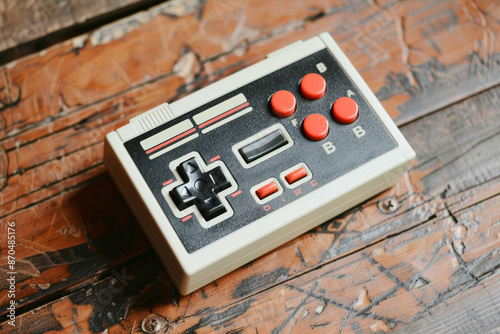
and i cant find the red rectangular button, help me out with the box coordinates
[256,182,278,200]
[285,167,307,184]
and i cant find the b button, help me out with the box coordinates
[302,114,329,141]
[300,73,326,100]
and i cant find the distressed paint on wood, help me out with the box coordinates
[3,180,500,333]
[1,0,500,332]
[2,77,500,331]
[1,0,500,222]
[0,0,166,54]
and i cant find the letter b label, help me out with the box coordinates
[322,141,336,155]
[316,62,327,73]
[353,126,365,138]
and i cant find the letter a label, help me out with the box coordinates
[353,126,366,138]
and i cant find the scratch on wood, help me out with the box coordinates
[272,282,318,334]
[89,0,203,46]
[295,247,307,269]
[183,298,254,333]
[232,267,289,299]
[379,52,500,125]
[288,283,400,332]
[310,322,330,329]
[402,276,500,333]
[0,68,21,111]
[318,206,361,262]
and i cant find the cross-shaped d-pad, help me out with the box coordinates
[170,157,231,221]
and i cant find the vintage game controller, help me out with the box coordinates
[104,32,415,295]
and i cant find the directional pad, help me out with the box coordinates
[170,157,231,221]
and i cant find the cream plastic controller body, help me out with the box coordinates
[104,33,415,295]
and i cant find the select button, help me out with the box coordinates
[239,129,288,164]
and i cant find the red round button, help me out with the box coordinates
[300,73,326,100]
[333,97,358,124]
[270,90,296,118]
[303,114,329,141]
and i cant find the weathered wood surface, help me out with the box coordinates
[0,0,162,54]
[3,72,500,334]
[1,0,500,332]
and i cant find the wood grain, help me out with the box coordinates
[0,0,498,229]
[0,0,163,54]
[2,71,500,333]
[1,0,500,332]
[4,168,500,333]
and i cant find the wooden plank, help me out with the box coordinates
[3,179,500,333]
[167,196,500,333]
[0,0,165,54]
[1,0,500,328]
[0,0,497,219]
[0,174,154,318]
[2,72,500,331]
[0,0,499,221]
[1,0,500,318]
[2,0,500,141]
[396,276,500,333]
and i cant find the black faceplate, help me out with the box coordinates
[124,48,397,253]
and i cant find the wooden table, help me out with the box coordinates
[1,0,500,333]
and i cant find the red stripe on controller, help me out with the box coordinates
[182,215,192,222]
[231,190,242,197]
[146,127,196,154]
[198,102,250,129]
[162,179,173,186]
[210,155,220,162]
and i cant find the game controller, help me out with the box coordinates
[104,32,415,295]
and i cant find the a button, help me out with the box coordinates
[302,114,329,141]
[300,73,326,100]
[285,167,307,185]
[270,90,296,118]
[333,97,358,124]
[239,129,288,164]
[255,182,278,200]
[170,157,231,221]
